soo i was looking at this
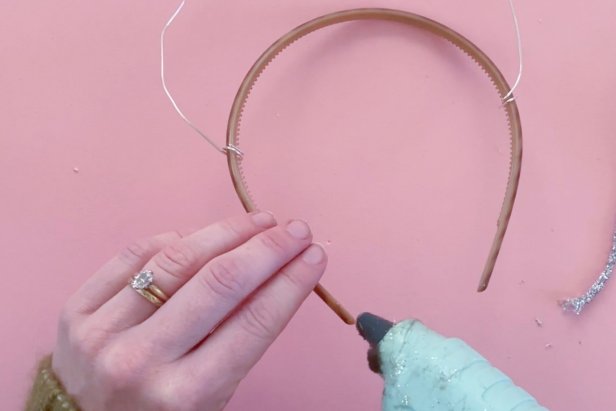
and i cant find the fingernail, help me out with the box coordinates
[286,219,311,239]
[302,244,325,264]
[251,211,276,228]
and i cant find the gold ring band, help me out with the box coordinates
[146,283,168,302]
[132,288,166,307]
[129,270,169,308]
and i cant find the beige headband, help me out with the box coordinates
[226,8,523,325]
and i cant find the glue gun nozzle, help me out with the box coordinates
[356,312,394,346]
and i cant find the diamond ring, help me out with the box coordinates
[129,270,169,307]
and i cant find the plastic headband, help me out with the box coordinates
[225,8,523,324]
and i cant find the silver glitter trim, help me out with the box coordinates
[561,230,616,315]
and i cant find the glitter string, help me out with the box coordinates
[561,229,616,315]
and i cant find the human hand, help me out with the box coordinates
[51,212,326,411]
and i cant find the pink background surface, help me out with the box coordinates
[2,1,616,409]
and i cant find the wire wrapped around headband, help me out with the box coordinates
[225,8,523,325]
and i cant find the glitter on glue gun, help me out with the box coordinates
[357,313,549,410]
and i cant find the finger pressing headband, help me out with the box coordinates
[225,8,523,325]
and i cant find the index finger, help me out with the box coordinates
[133,219,314,360]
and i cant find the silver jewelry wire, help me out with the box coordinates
[160,1,521,154]
[561,229,616,315]
[160,0,243,158]
[503,0,523,103]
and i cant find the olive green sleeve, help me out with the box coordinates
[24,355,80,411]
